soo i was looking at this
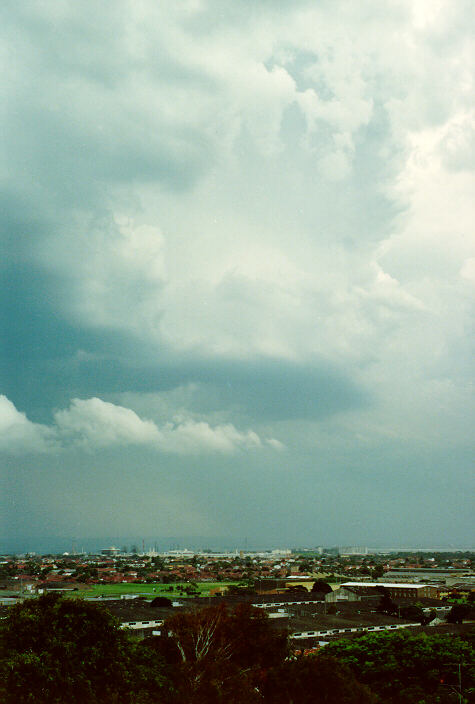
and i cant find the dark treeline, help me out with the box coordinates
[0,594,474,703]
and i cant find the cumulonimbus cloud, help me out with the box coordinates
[0,395,282,455]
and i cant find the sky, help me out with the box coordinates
[1,0,474,552]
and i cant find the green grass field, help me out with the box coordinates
[69,581,240,599]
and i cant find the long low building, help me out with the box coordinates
[290,621,420,641]
[381,568,473,584]
[340,582,439,599]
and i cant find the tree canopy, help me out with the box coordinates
[260,654,377,704]
[0,593,168,704]
[325,629,475,703]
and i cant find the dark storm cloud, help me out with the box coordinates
[0,259,367,422]
[149,358,369,421]
[0,262,140,419]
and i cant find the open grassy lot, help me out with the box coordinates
[70,581,240,599]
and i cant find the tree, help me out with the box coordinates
[0,593,169,704]
[0,561,18,579]
[73,565,98,582]
[447,603,473,623]
[299,560,313,573]
[165,602,287,669]
[24,560,41,576]
[261,654,377,704]
[324,629,475,704]
[151,556,165,570]
[157,603,288,702]
[376,588,397,615]
[311,580,332,594]
[151,596,173,608]
[398,604,425,623]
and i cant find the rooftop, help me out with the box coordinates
[341,582,434,589]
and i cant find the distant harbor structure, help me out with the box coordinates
[339,546,369,556]
[101,546,121,557]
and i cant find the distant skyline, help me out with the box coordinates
[2,535,474,557]
[1,1,474,549]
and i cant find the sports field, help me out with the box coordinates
[72,581,240,599]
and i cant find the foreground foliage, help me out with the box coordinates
[1,595,474,703]
[260,655,378,704]
[0,593,169,703]
[325,629,475,703]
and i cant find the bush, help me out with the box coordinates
[151,596,173,608]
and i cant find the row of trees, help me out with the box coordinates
[0,594,473,703]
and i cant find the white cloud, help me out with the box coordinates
[54,398,162,449]
[266,437,285,451]
[0,396,280,456]
[159,418,262,454]
[460,257,475,283]
[439,113,475,172]
[0,395,54,454]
